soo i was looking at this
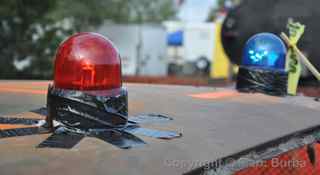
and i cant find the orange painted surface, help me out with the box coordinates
[0,87,47,95]
[234,144,320,175]
[0,124,34,130]
[0,81,49,95]
[28,82,51,86]
[189,91,239,100]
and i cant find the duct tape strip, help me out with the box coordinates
[0,112,181,149]
[236,66,288,96]
[48,85,128,115]
[0,85,181,149]
[30,107,48,116]
[47,85,128,130]
[90,129,146,149]
[0,116,49,139]
[45,86,182,149]
[32,107,174,125]
[45,103,182,140]
[0,127,48,139]
[38,132,85,149]
[129,114,173,124]
[0,116,40,125]
[124,127,182,140]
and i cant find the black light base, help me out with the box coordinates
[236,66,288,96]
[46,85,128,131]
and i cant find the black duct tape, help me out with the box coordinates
[47,85,128,130]
[124,126,182,139]
[44,85,181,149]
[37,131,85,149]
[90,129,146,149]
[0,126,48,139]
[0,117,40,125]
[0,116,49,139]
[0,86,181,149]
[236,66,288,96]
[128,114,173,124]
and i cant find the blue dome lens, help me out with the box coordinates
[242,33,287,70]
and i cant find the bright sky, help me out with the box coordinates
[177,0,217,22]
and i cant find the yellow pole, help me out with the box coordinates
[210,22,231,79]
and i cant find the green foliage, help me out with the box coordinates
[48,0,131,31]
[0,0,175,79]
[129,0,176,23]
[49,0,175,29]
[207,0,241,21]
[0,0,66,79]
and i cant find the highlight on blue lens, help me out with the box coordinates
[242,33,287,70]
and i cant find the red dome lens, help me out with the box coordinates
[54,32,121,91]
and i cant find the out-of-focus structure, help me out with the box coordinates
[98,24,168,76]
[95,0,235,79]
[164,21,216,76]
[163,0,235,79]
[221,0,320,79]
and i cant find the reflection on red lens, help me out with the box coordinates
[54,32,121,91]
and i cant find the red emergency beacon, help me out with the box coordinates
[47,32,128,130]
[54,32,122,92]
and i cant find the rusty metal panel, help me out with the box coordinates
[0,81,319,175]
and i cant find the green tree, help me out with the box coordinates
[50,0,175,30]
[48,0,131,31]
[0,0,175,79]
[0,0,72,79]
[129,0,175,23]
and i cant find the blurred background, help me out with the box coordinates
[0,0,319,94]
[0,0,235,82]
